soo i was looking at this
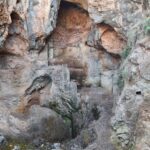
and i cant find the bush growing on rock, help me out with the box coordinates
[144,18,150,35]
[121,46,131,59]
[117,72,124,92]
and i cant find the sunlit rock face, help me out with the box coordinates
[99,24,126,54]
[0,0,149,149]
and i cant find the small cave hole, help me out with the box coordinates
[91,104,100,120]
[16,0,21,4]
[60,1,82,10]
[136,91,142,95]
[0,55,7,69]
[11,12,20,20]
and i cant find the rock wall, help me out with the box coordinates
[0,0,149,149]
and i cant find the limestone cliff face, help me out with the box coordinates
[0,0,149,150]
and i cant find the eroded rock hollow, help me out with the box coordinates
[0,0,149,150]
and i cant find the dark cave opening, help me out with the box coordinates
[0,55,7,69]
[60,0,87,12]
[10,12,21,20]
[136,91,142,95]
[16,0,21,4]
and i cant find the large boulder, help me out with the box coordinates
[0,104,70,141]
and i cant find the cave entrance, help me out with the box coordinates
[49,0,126,90]
[49,1,92,88]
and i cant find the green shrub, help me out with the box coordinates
[121,46,131,59]
[117,73,124,91]
[117,67,128,90]
[144,18,150,35]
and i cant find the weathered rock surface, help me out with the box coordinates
[135,101,150,150]
[0,0,150,149]
[0,65,77,140]
[111,36,150,149]
[0,0,61,51]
